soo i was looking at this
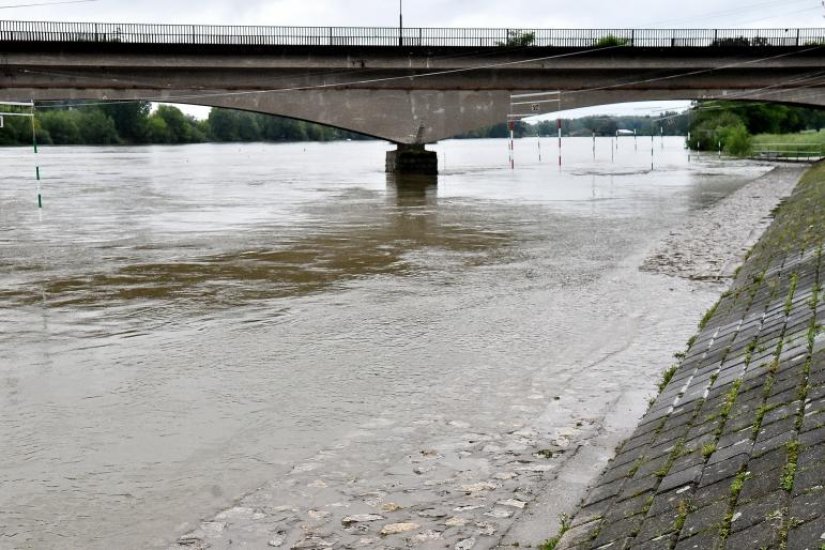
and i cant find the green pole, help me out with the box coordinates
[30,102,42,208]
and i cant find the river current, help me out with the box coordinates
[0,138,771,549]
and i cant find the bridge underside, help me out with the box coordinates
[3,44,825,172]
[8,87,825,144]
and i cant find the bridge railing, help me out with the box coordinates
[1,21,825,48]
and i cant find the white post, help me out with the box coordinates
[687,131,691,163]
[592,130,596,159]
[651,135,655,170]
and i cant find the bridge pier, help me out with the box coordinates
[385,144,438,175]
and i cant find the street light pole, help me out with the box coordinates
[399,0,403,46]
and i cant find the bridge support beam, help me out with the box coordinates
[386,144,438,175]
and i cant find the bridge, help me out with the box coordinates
[3,21,825,173]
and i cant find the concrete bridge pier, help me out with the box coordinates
[386,144,438,175]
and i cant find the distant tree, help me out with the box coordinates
[711,36,751,47]
[39,110,82,144]
[99,101,150,143]
[78,109,119,144]
[594,35,630,47]
[497,30,536,47]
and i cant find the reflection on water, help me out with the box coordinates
[0,138,772,550]
[1,172,513,309]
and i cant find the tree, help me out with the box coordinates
[39,110,82,144]
[78,109,118,144]
[594,35,630,47]
[99,101,151,143]
[497,30,535,47]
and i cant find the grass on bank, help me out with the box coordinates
[751,131,825,149]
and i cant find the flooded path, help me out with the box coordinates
[0,138,777,549]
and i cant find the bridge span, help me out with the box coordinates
[3,21,825,172]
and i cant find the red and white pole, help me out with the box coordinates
[557,118,562,167]
[508,120,515,169]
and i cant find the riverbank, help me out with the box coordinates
[554,163,825,550]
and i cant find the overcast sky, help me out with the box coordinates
[4,0,823,119]
[4,0,822,28]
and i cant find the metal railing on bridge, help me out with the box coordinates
[2,21,825,48]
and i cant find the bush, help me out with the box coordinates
[722,125,752,157]
[497,30,535,47]
[688,109,752,157]
[595,35,630,47]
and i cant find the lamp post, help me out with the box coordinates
[399,0,403,46]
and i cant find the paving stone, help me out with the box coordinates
[626,535,674,550]
[763,401,803,426]
[556,519,602,548]
[802,413,825,434]
[691,480,735,509]
[591,514,643,548]
[601,460,644,486]
[585,478,626,507]
[798,442,825,469]
[767,387,804,408]
[635,456,672,479]
[617,475,661,503]
[799,427,825,449]
[786,516,825,550]
[595,538,633,550]
[723,512,780,549]
[752,430,796,458]
[673,532,720,550]
[793,467,825,495]
[634,511,680,544]
[790,487,825,523]
[602,492,654,525]
[659,464,704,493]
[669,452,706,475]
[573,499,614,528]
[707,440,753,465]
[698,454,749,488]
[680,500,728,539]
[612,446,650,470]
[648,487,694,518]
[730,491,785,534]
[738,463,785,504]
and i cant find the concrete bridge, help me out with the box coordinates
[3,21,825,172]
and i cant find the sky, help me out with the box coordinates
[3,0,823,119]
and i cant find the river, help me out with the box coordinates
[0,137,772,549]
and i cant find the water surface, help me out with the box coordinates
[0,138,769,549]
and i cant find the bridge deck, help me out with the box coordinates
[2,20,825,49]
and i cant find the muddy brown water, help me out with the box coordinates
[0,138,771,549]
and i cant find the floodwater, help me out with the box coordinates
[0,138,771,549]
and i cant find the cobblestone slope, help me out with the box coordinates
[555,165,825,550]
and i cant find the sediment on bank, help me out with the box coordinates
[554,164,825,550]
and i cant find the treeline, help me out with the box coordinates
[688,102,825,156]
[0,101,369,146]
[455,112,691,140]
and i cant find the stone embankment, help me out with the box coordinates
[555,165,825,550]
